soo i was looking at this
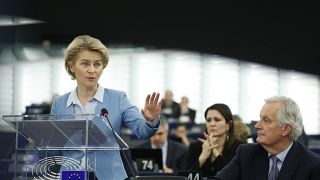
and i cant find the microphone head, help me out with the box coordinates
[101,108,109,116]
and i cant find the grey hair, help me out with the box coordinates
[264,96,303,140]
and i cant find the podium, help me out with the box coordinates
[2,114,128,180]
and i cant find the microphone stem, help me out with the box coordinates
[101,115,138,180]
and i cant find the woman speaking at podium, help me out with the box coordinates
[50,35,164,180]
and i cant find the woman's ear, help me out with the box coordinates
[227,121,232,132]
[69,64,74,73]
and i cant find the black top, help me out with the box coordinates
[186,139,244,177]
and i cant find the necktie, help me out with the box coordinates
[268,155,279,180]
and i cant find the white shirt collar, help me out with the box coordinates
[67,84,104,107]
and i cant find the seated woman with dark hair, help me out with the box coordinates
[186,103,244,178]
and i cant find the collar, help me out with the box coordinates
[67,84,104,107]
[268,141,293,163]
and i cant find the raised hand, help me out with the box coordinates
[199,133,216,155]
[141,92,165,121]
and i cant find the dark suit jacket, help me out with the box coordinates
[213,141,320,180]
[136,139,188,171]
[297,128,309,147]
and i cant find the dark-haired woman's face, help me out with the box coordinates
[205,109,230,137]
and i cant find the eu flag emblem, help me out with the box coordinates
[61,170,86,180]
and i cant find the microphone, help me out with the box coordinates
[101,108,108,117]
[100,108,138,179]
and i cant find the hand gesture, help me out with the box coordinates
[141,92,165,122]
[199,133,216,159]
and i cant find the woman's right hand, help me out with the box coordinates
[198,133,217,166]
[199,137,212,159]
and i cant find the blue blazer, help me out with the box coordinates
[213,141,320,180]
[51,88,159,180]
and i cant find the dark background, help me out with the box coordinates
[1,1,320,76]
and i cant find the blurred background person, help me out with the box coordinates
[186,103,244,178]
[161,90,180,121]
[233,115,252,143]
[178,96,196,124]
[135,118,188,173]
[170,123,192,147]
[50,35,164,180]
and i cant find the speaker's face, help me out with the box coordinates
[70,49,104,89]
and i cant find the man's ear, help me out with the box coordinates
[281,124,292,136]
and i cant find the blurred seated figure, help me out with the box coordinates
[161,90,180,121]
[135,119,188,173]
[170,123,192,147]
[232,115,252,143]
[178,96,196,124]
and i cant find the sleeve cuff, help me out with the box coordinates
[146,118,160,128]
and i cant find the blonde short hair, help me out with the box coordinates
[64,35,109,79]
[233,120,251,142]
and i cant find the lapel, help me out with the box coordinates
[254,146,269,180]
[278,141,302,180]
[147,141,153,149]
[95,89,107,115]
[94,97,113,133]
[95,103,104,115]
[95,89,113,120]
[166,141,172,165]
